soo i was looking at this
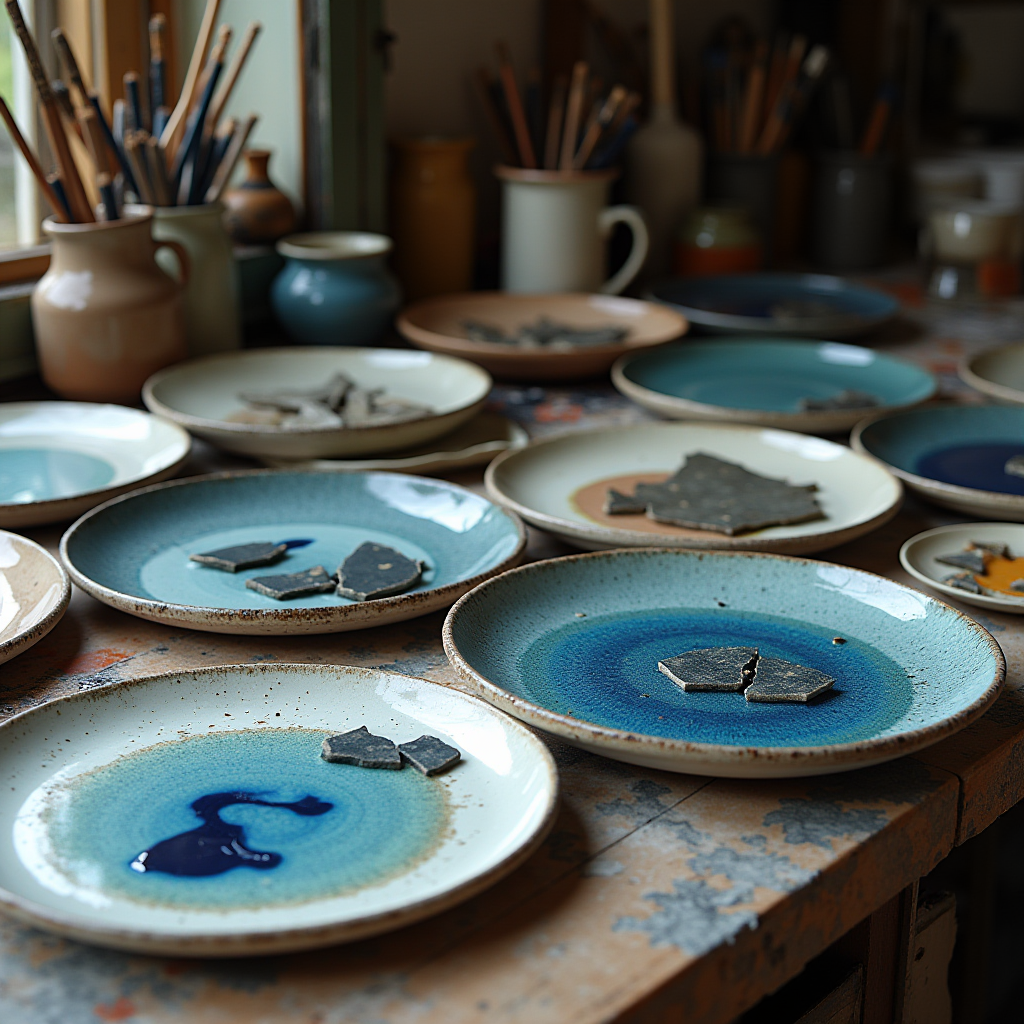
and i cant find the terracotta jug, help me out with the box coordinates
[32,211,189,403]
[390,138,476,301]
[222,149,297,244]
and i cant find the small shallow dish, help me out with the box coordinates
[900,522,1024,615]
[613,339,935,433]
[0,402,190,528]
[444,548,1003,778]
[852,405,1024,519]
[485,422,901,555]
[0,663,557,955]
[647,273,899,338]
[397,292,688,381]
[0,530,71,666]
[142,348,492,460]
[959,342,1024,405]
[61,470,525,635]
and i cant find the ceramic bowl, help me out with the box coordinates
[647,273,899,338]
[613,339,935,433]
[0,402,191,528]
[900,522,1024,614]
[142,347,492,459]
[397,292,688,381]
[0,530,70,666]
[60,470,526,635]
[444,548,1004,778]
[851,405,1024,519]
[959,342,1024,405]
[485,422,902,555]
[0,663,557,955]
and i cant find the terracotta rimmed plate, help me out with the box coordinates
[0,530,70,667]
[443,548,1003,778]
[612,339,935,433]
[485,422,902,555]
[60,470,526,635]
[900,522,1024,614]
[0,402,191,528]
[397,292,688,381]
[0,663,557,955]
[959,342,1024,405]
[142,347,492,459]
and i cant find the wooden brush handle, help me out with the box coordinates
[209,21,261,128]
[0,96,68,220]
[162,0,223,154]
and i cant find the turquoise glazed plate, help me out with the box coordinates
[0,402,190,529]
[613,339,935,433]
[0,663,557,955]
[444,549,1003,777]
[60,471,526,634]
[852,405,1024,520]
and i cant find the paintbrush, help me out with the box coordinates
[124,72,144,132]
[49,79,84,142]
[738,39,768,153]
[543,73,567,170]
[197,116,235,198]
[145,134,172,205]
[860,83,896,156]
[96,171,118,221]
[758,44,828,154]
[573,85,626,169]
[162,0,222,155]
[125,132,156,204]
[77,105,112,178]
[208,21,261,129]
[525,66,543,166]
[203,113,257,203]
[559,60,588,170]
[762,31,790,125]
[0,94,68,220]
[149,14,167,112]
[45,172,71,220]
[495,41,536,169]
[474,67,516,165]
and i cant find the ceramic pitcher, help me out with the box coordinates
[32,211,189,403]
[497,166,649,294]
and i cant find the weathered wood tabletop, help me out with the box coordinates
[2,287,1023,1024]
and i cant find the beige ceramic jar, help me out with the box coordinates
[32,211,189,403]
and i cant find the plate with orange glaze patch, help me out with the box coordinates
[485,423,902,556]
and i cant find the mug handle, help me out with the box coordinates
[597,205,649,295]
[156,240,191,286]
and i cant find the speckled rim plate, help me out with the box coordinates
[900,522,1024,614]
[443,548,1004,777]
[60,470,526,635]
[0,530,71,667]
[485,422,902,555]
[959,342,1024,405]
[0,663,558,956]
[0,402,191,528]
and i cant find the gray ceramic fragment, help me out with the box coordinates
[337,542,424,601]
[245,565,336,600]
[604,489,648,515]
[398,735,462,775]
[658,646,759,692]
[462,316,628,349]
[321,726,403,769]
[798,389,879,412]
[190,541,288,572]
[936,550,987,574]
[1011,579,1024,592]
[971,540,1011,559]
[743,658,835,703]
[1005,455,1024,478]
[943,573,983,594]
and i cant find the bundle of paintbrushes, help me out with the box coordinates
[475,43,640,172]
[0,0,261,224]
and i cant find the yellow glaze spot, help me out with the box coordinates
[974,555,1024,596]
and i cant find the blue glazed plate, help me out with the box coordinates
[613,339,935,433]
[852,405,1024,520]
[60,470,525,634]
[443,549,1003,777]
[0,663,557,955]
[647,273,899,338]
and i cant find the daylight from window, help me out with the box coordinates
[0,19,15,250]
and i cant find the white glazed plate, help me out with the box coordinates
[0,663,558,956]
[485,422,902,555]
[0,402,191,528]
[0,530,70,666]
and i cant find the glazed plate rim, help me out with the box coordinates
[0,663,559,955]
[442,547,1005,775]
[0,531,71,665]
[959,345,1024,405]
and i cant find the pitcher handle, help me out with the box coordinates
[597,205,649,295]
[156,240,191,286]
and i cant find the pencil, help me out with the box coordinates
[495,42,536,169]
[560,60,588,171]
[0,94,68,220]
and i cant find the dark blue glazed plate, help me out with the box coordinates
[443,549,1003,777]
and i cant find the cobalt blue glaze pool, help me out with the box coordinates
[916,443,1024,495]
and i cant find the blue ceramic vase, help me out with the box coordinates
[271,232,401,346]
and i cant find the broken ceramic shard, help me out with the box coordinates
[972,540,1010,559]
[1011,579,1024,592]
[798,389,879,412]
[321,726,403,769]
[603,489,648,515]
[336,542,424,601]
[1005,454,1024,478]
[943,572,983,594]
[398,735,462,775]
[658,646,759,692]
[462,316,629,350]
[743,658,835,703]
[936,549,988,574]
[190,541,288,572]
[245,565,336,600]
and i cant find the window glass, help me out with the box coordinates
[0,20,16,250]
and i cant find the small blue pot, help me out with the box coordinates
[271,232,401,346]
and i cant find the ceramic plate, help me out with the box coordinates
[959,342,1024,405]
[900,522,1024,614]
[647,273,899,338]
[261,414,529,474]
[852,405,1024,519]
[0,530,70,666]
[142,348,493,459]
[612,339,935,433]
[61,470,526,635]
[444,549,1003,777]
[0,402,191,528]
[0,663,557,955]
[485,423,902,555]
[397,292,688,381]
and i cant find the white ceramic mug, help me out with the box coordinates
[497,167,649,294]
